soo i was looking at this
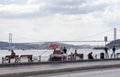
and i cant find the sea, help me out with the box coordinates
[0,48,119,63]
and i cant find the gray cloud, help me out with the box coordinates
[43,3,106,15]
[49,0,86,6]
[0,0,27,5]
[0,0,107,18]
[0,0,120,43]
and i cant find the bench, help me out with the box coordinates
[2,55,19,63]
[116,53,120,58]
[74,54,84,59]
[53,50,62,54]
[20,55,33,62]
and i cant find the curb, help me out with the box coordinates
[1,63,120,77]
[0,58,120,67]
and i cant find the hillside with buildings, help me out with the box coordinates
[0,41,93,50]
[106,39,120,48]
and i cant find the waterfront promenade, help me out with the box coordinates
[1,59,120,77]
[31,67,120,77]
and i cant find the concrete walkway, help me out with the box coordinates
[30,67,120,77]
[1,59,120,77]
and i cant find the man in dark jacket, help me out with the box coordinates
[63,47,67,54]
[111,46,116,58]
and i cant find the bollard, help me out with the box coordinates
[2,57,4,64]
[2,57,6,64]
[38,56,41,62]
[95,54,97,59]
[100,53,104,59]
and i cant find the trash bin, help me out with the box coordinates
[100,53,104,59]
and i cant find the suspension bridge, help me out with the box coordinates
[3,28,120,77]
[8,28,119,47]
[38,28,118,44]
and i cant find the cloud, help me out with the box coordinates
[0,0,120,43]
[0,4,41,18]
[0,0,27,4]
[91,0,120,27]
[0,0,107,18]
[0,14,106,42]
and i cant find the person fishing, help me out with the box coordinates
[111,46,116,58]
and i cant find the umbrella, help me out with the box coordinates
[49,44,59,50]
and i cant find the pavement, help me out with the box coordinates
[29,67,120,77]
[0,59,120,77]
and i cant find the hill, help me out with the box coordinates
[0,41,93,50]
[106,39,120,48]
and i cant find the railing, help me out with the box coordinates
[1,55,41,64]
[1,53,120,64]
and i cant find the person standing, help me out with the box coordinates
[63,47,67,54]
[104,47,109,58]
[111,46,116,58]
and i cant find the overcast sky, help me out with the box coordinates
[0,0,120,44]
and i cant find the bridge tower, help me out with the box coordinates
[114,28,117,40]
[9,33,12,50]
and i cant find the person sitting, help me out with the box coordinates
[74,50,78,56]
[5,49,16,63]
[11,49,16,57]
[88,52,94,59]
[74,50,83,59]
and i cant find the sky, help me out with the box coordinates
[0,0,120,45]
